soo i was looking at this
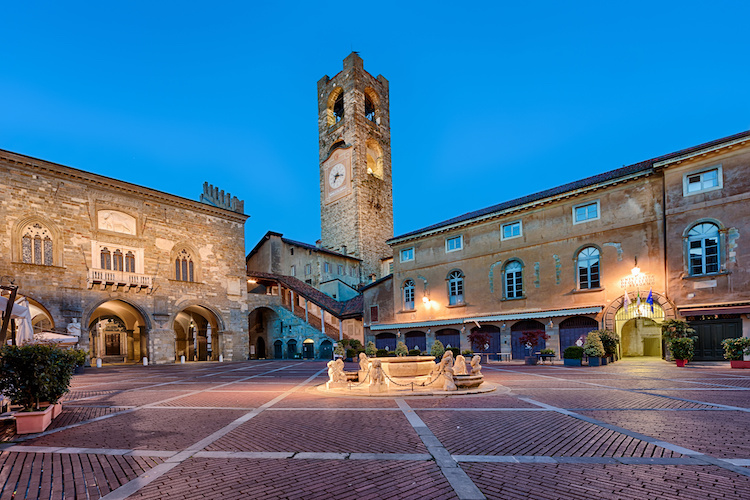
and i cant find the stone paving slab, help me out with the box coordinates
[273,393,399,408]
[461,462,750,499]
[128,458,458,500]
[205,410,427,454]
[578,410,750,459]
[152,391,283,408]
[643,390,750,408]
[417,410,681,458]
[24,408,247,451]
[511,390,718,410]
[73,390,195,407]
[405,395,538,409]
[0,451,165,499]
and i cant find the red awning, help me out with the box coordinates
[678,305,750,316]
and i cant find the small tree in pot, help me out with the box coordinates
[669,337,695,367]
[519,330,550,365]
[661,319,696,363]
[722,338,750,368]
[583,331,606,366]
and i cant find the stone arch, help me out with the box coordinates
[365,138,384,179]
[173,303,223,362]
[85,298,151,362]
[248,306,279,360]
[327,87,344,126]
[12,215,64,266]
[172,299,226,332]
[600,291,675,332]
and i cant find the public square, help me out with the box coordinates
[1,358,749,499]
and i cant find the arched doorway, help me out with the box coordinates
[174,305,221,362]
[273,340,283,359]
[22,297,55,333]
[405,331,426,351]
[302,338,315,359]
[469,325,501,353]
[248,307,278,359]
[88,299,148,362]
[511,320,547,360]
[320,339,333,360]
[436,328,461,350]
[616,304,665,357]
[256,337,266,359]
[559,316,599,353]
[375,332,397,351]
[287,339,298,358]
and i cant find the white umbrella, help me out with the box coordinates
[0,296,35,345]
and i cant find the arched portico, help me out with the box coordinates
[248,307,279,359]
[87,299,149,362]
[601,292,675,358]
[173,305,221,361]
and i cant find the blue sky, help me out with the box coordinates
[3,2,749,252]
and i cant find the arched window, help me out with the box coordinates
[175,249,195,282]
[21,222,54,266]
[125,251,136,273]
[403,279,415,310]
[366,139,383,179]
[332,91,344,123]
[100,247,112,270]
[688,223,720,275]
[447,270,464,305]
[504,261,523,299]
[577,247,600,289]
[113,249,124,271]
[365,94,376,122]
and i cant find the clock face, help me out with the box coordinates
[328,163,346,189]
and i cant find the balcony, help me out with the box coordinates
[87,269,153,292]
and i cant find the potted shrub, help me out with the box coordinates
[661,319,695,361]
[395,341,409,357]
[519,330,550,365]
[376,349,389,357]
[0,344,76,434]
[70,348,88,374]
[596,330,619,362]
[669,337,695,367]
[408,348,421,356]
[430,340,445,360]
[563,346,584,366]
[722,338,750,368]
[583,331,606,366]
[365,341,377,357]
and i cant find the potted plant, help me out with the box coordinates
[430,340,445,360]
[722,338,750,368]
[0,344,76,434]
[583,331,606,366]
[596,330,619,362]
[669,337,695,367]
[395,341,409,357]
[563,346,584,366]
[661,319,695,361]
[519,330,550,365]
[70,348,88,374]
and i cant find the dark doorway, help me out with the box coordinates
[320,340,333,360]
[469,325,501,353]
[436,329,461,350]
[303,340,315,359]
[287,339,298,359]
[256,337,266,359]
[559,316,598,354]
[105,333,121,355]
[274,340,283,359]
[375,333,397,351]
[405,331,427,351]
[689,316,742,361]
[511,320,547,359]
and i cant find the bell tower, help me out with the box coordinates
[318,53,393,281]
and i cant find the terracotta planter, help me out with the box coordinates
[14,404,55,434]
[730,360,750,369]
[675,359,687,367]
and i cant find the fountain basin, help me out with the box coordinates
[376,355,437,378]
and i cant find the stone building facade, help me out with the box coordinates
[318,53,394,282]
[364,131,750,361]
[0,150,249,364]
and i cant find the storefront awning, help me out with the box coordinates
[369,306,603,331]
[678,304,750,316]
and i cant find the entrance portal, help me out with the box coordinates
[303,338,315,359]
[89,300,148,362]
[174,305,220,362]
[615,303,665,357]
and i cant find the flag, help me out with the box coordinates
[623,292,630,313]
[647,288,654,313]
[636,292,641,311]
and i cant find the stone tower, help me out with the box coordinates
[318,53,393,281]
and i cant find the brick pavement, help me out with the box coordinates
[0,358,748,499]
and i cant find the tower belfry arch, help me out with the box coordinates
[318,53,394,282]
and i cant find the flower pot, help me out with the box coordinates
[563,358,582,367]
[588,357,601,367]
[74,366,85,375]
[730,360,750,369]
[675,359,687,367]
[14,404,55,434]
[524,356,537,365]
[601,357,608,365]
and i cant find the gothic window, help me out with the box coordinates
[688,223,720,275]
[504,260,523,299]
[333,91,344,123]
[101,247,112,270]
[175,249,195,282]
[447,270,464,305]
[113,249,124,271]
[577,247,600,289]
[403,279,415,310]
[21,222,55,266]
[125,252,135,273]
